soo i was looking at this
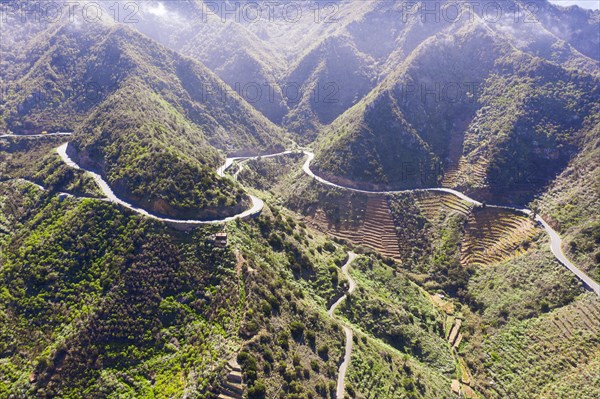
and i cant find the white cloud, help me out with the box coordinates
[548,0,600,10]
[148,2,168,17]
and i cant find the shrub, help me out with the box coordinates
[310,360,320,372]
[306,330,316,348]
[237,351,258,383]
[248,379,266,399]
[277,331,290,350]
[317,344,329,360]
[260,300,272,317]
[262,349,274,363]
[290,321,305,340]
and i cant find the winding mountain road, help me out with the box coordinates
[216,151,294,178]
[56,143,264,225]
[327,251,357,399]
[53,141,598,294]
[11,178,47,192]
[535,216,600,295]
[220,150,600,296]
[301,151,485,205]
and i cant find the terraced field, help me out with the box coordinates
[442,157,487,189]
[441,164,461,188]
[460,208,538,266]
[414,191,472,221]
[311,191,535,268]
[218,359,245,399]
[481,293,600,399]
[310,195,402,262]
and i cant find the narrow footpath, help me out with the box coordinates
[327,251,357,399]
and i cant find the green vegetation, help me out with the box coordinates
[73,94,249,218]
[347,333,455,399]
[464,293,600,398]
[0,137,101,197]
[239,150,598,397]
[32,155,102,198]
[467,245,582,326]
[237,154,305,192]
[340,255,455,374]
[0,190,244,397]
[398,200,472,298]
[311,18,598,198]
[239,155,370,231]
[1,2,598,398]
[387,194,432,264]
[1,17,286,219]
[534,113,600,281]
[0,176,356,398]
[0,180,47,237]
[471,61,598,201]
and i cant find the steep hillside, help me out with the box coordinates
[120,1,453,137]
[466,292,600,398]
[461,54,598,201]
[313,15,599,197]
[313,19,503,189]
[534,113,600,281]
[340,255,456,375]
[282,35,376,136]
[0,187,246,397]
[70,83,251,219]
[114,0,599,143]
[1,16,288,218]
[1,19,284,152]
[474,0,599,73]
[103,0,295,127]
[534,0,600,61]
[118,0,291,124]
[182,21,289,124]
[276,0,453,138]
[0,180,346,398]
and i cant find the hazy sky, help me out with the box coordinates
[548,0,600,9]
